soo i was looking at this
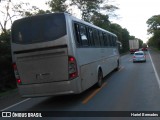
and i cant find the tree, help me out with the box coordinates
[121,28,130,52]
[146,15,160,48]
[129,35,136,40]
[71,0,119,21]
[46,0,118,22]
[90,12,110,29]
[109,23,122,38]
[25,9,51,17]
[108,23,130,53]
[0,0,42,34]
[70,0,101,21]
[0,0,13,34]
[138,39,143,48]
[147,36,157,47]
[100,1,119,18]
[46,0,68,12]
[147,15,160,34]
[0,30,16,91]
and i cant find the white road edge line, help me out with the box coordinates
[148,51,160,89]
[0,98,31,111]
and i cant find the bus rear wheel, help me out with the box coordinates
[115,59,120,71]
[96,70,103,88]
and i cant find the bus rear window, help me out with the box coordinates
[12,13,66,44]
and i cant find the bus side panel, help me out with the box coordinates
[76,48,102,91]
[80,63,97,91]
[102,48,119,76]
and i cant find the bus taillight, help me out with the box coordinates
[17,79,21,84]
[68,56,78,79]
[13,63,21,84]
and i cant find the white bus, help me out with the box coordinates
[11,13,120,97]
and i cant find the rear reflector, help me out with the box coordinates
[69,73,77,79]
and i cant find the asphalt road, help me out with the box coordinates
[1,49,160,120]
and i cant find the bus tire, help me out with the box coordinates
[115,60,120,71]
[96,70,103,88]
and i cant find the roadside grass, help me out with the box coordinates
[150,47,160,53]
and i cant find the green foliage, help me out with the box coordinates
[25,10,51,17]
[138,39,143,48]
[0,31,16,91]
[147,35,160,47]
[121,28,130,53]
[46,0,118,22]
[70,0,102,21]
[147,37,154,47]
[147,15,160,34]
[91,12,110,29]
[0,30,10,53]
[0,0,43,34]
[108,23,130,53]
[146,15,160,48]
[46,0,68,12]
[129,36,136,40]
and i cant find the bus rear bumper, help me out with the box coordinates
[18,78,82,97]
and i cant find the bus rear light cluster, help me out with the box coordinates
[12,63,21,84]
[68,56,78,79]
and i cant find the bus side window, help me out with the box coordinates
[111,36,114,47]
[99,31,104,47]
[93,29,100,47]
[113,37,116,47]
[116,37,118,47]
[103,33,108,47]
[88,28,95,47]
[108,34,112,47]
[85,26,91,47]
[74,23,82,46]
[79,25,89,47]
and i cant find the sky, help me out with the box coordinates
[112,0,160,43]
[1,0,160,43]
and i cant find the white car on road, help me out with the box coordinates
[133,51,146,63]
